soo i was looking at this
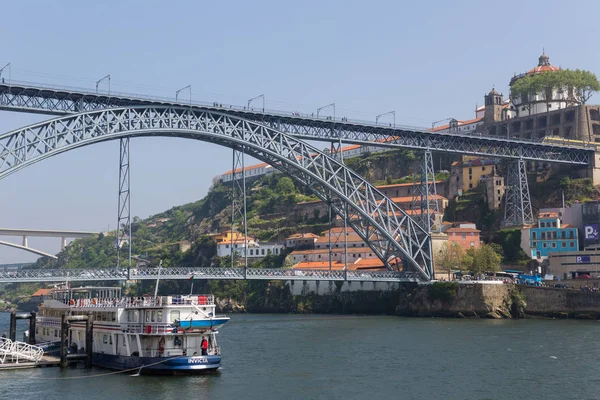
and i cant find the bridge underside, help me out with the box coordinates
[0,268,413,283]
[0,240,57,259]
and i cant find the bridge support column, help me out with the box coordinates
[411,150,439,232]
[503,157,534,227]
[328,136,348,271]
[22,236,28,247]
[61,237,67,250]
[117,137,132,278]
[231,148,248,269]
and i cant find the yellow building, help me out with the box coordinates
[209,230,246,243]
[449,157,501,198]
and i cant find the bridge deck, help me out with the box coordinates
[0,267,418,283]
[0,81,592,164]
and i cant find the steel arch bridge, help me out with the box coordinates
[0,106,433,281]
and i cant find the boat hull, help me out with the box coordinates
[92,353,221,375]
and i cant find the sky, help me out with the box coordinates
[2,0,600,263]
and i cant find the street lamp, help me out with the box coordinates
[247,94,265,112]
[376,110,395,127]
[317,103,335,120]
[0,62,11,84]
[176,85,192,104]
[431,117,453,132]
[96,74,111,95]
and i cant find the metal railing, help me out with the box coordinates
[62,294,215,308]
[0,267,416,283]
[0,337,44,364]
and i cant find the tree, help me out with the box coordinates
[470,244,502,275]
[435,242,465,279]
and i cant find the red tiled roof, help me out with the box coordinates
[446,227,480,233]
[32,288,53,297]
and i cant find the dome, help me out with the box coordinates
[527,51,559,74]
[489,87,499,96]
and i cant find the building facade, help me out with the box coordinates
[446,223,481,252]
[528,212,579,261]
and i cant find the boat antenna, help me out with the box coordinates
[154,260,163,297]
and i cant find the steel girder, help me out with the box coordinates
[502,158,534,227]
[0,106,433,280]
[0,267,416,283]
[0,82,592,165]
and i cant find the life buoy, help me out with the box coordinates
[145,325,152,334]
[69,299,75,306]
[92,298,97,305]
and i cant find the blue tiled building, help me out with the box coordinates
[530,212,579,260]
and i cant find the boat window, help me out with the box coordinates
[127,311,133,322]
[101,312,107,322]
[103,335,108,344]
[157,311,163,322]
[111,312,116,322]
[133,311,139,323]
[109,335,113,345]
[170,310,180,322]
[54,329,58,338]
[151,311,156,322]
[145,312,150,323]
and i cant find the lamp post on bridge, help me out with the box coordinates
[176,85,192,104]
[431,117,454,132]
[95,74,111,96]
[247,94,265,112]
[376,110,395,127]
[317,103,335,121]
[0,62,11,84]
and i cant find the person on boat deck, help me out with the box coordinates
[1,332,6,339]
[201,337,209,355]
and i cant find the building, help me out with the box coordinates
[526,212,579,261]
[446,223,481,252]
[214,230,284,259]
[547,251,600,280]
[31,288,54,303]
[449,157,501,198]
[285,233,319,250]
[482,174,506,210]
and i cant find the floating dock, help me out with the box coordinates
[0,355,60,370]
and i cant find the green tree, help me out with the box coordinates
[471,244,502,275]
[435,242,465,279]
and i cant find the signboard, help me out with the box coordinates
[585,224,599,240]
[576,255,591,264]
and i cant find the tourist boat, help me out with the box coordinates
[35,285,229,374]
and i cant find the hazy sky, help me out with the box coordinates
[2,0,600,263]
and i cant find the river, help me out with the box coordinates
[1,312,600,399]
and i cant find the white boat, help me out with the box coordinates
[35,286,229,374]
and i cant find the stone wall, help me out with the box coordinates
[395,282,513,318]
[520,285,600,317]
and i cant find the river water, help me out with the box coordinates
[1,312,600,400]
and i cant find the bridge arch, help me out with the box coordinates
[0,240,58,259]
[0,107,432,280]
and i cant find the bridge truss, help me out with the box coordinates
[0,81,592,164]
[0,267,409,283]
[0,106,433,280]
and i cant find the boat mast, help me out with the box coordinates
[153,260,162,297]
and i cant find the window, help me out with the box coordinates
[543,243,548,248]
[551,242,556,248]
[470,241,475,247]
[157,311,163,322]
[103,335,108,344]
[532,232,537,240]
[540,222,545,228]
[552,222,557,228]
[570,241,575,247]
[261,249,265,255]
[170,310,180,322]
[250,249,253,255]
[462,233,466,239]
[497,189,500,194]
[225,244,229,248]
[562,242,566,248]
[469,175,473,180]
[468,168,472,174]
[469,184,473,188]
[482,167,486,171]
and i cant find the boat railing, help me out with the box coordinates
[63,294,215,308]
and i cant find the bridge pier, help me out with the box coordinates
[61,237,67,250]
[502,158,534,227]
[411,150,439,232]
[22,235,27,247]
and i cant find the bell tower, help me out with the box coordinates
[484,87,503,124]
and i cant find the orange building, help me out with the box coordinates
[446,223,481,252]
